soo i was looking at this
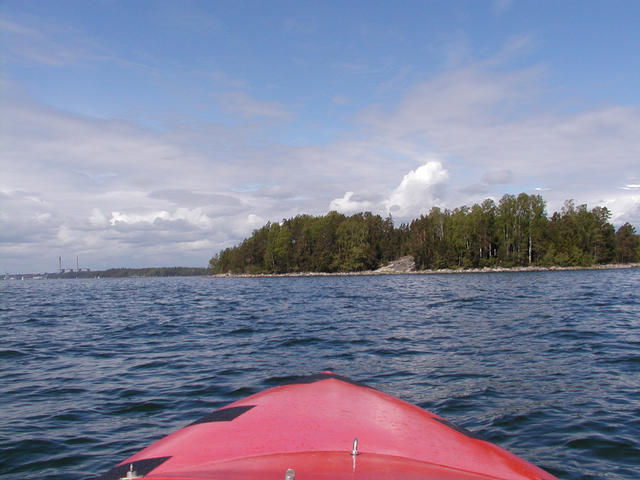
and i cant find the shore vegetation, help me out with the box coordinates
[46,267,209,279]
[209,194,640,274]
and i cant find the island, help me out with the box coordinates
[209,193,640,275]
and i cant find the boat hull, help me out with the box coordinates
[97,373,558,480]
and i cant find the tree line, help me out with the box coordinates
[47,267,209,279]
[209,193,640,274]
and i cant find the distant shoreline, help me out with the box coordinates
[6,262,639,280]
[209,262,640,278]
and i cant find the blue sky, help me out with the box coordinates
[2,0,640,272]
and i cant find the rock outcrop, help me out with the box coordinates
[375,256,416,273]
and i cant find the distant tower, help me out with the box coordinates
[59,256,62,273]
[76,256,79,272]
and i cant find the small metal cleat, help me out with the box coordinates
[121,464,141,479]
[284,467,296,480]
[351,437,359,456]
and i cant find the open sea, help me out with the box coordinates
[1,269,639,480]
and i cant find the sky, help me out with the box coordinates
[1,0,640,273]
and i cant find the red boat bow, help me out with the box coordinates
[97,373,558,480]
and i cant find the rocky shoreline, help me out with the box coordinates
[211,257,640,278]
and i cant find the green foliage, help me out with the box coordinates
[615,223,640,263]
[209,211,402,274]
[209,194,640,274]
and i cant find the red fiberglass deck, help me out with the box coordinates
[97,372,558,480]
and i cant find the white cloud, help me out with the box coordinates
[359,66,640,207]
[0,97,275,271]
[328,161,449,219]
[384,161,449,218]
[3,35,640,273]
[246,214,265,229]
[607,195,640,227]
[110,211,170,226]
[89,208,108,227]
[1,14,111,66]
[329,192,373,215]
[56,225,74,244]
[461,169,514,195]
[321,61,640,227]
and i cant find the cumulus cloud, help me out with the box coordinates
[384,161,449,218]
[329,161,449,219]
[358,64,640,222]
[329,192,373,215]
[607,195,640,227]
[246,214,266,230]
[2,92,365,271]
[3,33,640,272]
[0,96,284,271]
[323,60,640,226]
[111,208,215,230]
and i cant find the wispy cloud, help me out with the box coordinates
[219,91,293,120]
[3,38,640,272]
[461,169,515,195]
[483,170,514,185]
[153,3,221,36]
[492,0,514,15]
[328,62,640,221]
[1,92,357,271]
[359,66,640,184]
[1,98,246,270]
[1,14,110,66]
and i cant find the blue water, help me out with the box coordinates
[1,270,639,480]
